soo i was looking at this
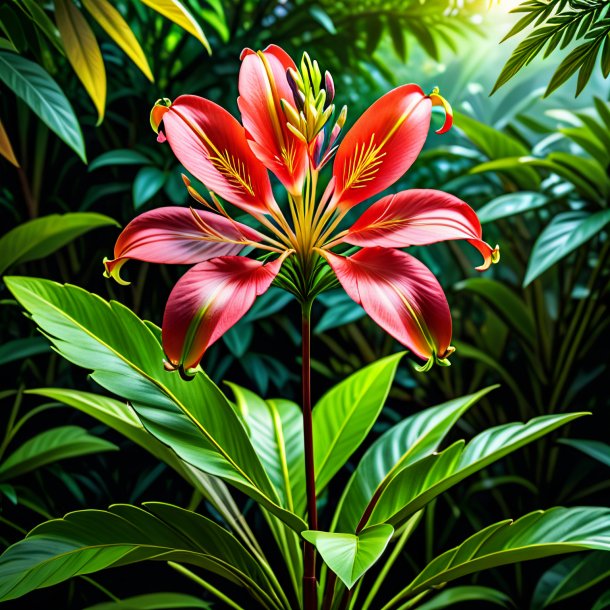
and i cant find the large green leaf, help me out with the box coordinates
[0,52,85,161]
[532,552,610,609]
[88,149,152,171]
[0,426,116,481]
[0,337,49,366]
[477,192,549,224]
[27,388,260,548]
[454,278,535,346]
[309,353,403,513]
[368,413,585,528]
[399,507,610,599]
[83,593,211,609]
[524,210,610,286]
[302,524,393,589]
[0,213,118,275]
[228,384,303,511]
[417,586,511,610]
[0,503,278,607]
[334,386,497,533]
[454,111,540,190]
[5,277,304,532]
[133,167,166,209]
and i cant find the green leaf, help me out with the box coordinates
[133,167,166,209]
[524,210,610,287]
[0,337,49,366]
[25,388,256,543]
[54,0,106,123]
[401,507,610,599]
[302,524,393,589]
[89,149,152,171]
[454,111,540,190]
[310,353,404,511]
[5,277,305,532]
[228,384,304,511]
[558,438,610,468]
[18,0,64,55]
[334,386,497,533]
[0,426,117,481]
[532,552,610,609]
[417,586,511,610]
[0,212,118,275]
[0,52,85,161]
[0,503,276,607]
[477,192,549,224]
[368,413,586,528]
[309,7,336,34]
[82,592,212,609]
[454,278,535,346]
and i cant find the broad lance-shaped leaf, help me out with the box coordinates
[81,0,154,82]
[334,386,497,533]
[304,353,404,516]
[228,384,304,511]
[54,0,106,124]
[366,412,586,528]
[558,438,610,468]
[0,212,119,275]
[0,426,116,481]
[4,277,305,532]
[27,388,262,554]
[398,507,610,600]
[302,525,394,589]
[0,503,277,607]
[524,210,610,287]
[0,52,85,162]
[531,551,610,610]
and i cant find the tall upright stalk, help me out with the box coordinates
[302,300,318,610]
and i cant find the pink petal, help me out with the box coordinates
[104,207,263,285]
[321,247,453,366]
[330,85,432,210]
[162,254,287,371]
[344,190,500,271]
[238,45,308,195]
[160,95,278,216]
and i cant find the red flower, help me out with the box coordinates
[105,45,499,375]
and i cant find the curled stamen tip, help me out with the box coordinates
[103,257,130,286]
[428,88,453,134]
[491,245,501,264]
[150,97,172,134]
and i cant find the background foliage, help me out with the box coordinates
[0,0,609,608]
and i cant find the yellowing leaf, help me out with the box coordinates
[0,118,19,167]
[54,0,106,123]
[140,0,211,54]
[82,0,153,82]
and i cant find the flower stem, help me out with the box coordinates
[302,300,318,610]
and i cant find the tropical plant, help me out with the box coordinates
[0,43,608,610]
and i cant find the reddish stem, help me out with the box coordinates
[302,304,318,610]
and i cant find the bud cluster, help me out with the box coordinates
[282,53,347,169]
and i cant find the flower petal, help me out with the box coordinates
[238,45,308,195]
[330,84,432,210]
[344,190,500,271]
[162,254,288,371]
[158,95,278,215]
[320,247,453,367]
[104,207,263,285]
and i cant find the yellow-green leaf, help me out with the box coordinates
[54,0,106,123]
[0,118,19,167]
[82,0,153,82]
[140,0,211,54]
